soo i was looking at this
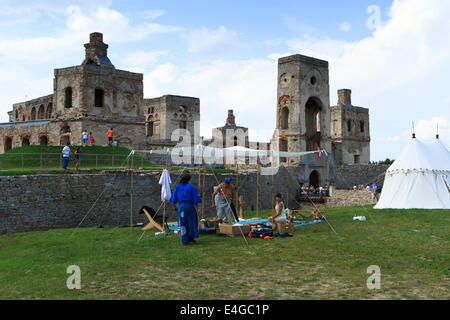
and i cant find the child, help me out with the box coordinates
[82,130,88,146]
[268,193,285,231]
[89,132,94,145]
[75,147,81,171]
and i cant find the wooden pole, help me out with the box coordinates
[271,165,274,210]
[322,150,327,209]
[286,157,290,208]
[130,153,134,231]
[198,141,202,191]
[162,150,168,231]
[201,162,206,219]
[236,162,239,210]
[256,157,260,216]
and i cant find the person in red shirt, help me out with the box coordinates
[89,132,94,145]
[107,128,114,146]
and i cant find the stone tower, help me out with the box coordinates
[53,32,143,121]
[331,89,370,165]
[272,54,333,186]
[144,95,200,148]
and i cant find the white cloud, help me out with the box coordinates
[140,9,165,19]
[285,0,450,160]
[144,59,277,139]
[65,6,180,43]
[184,26,239,54]
[0,4,181,121]
[387,136,401,142]
[414,113,450,142]
[267,52,291,60]
[0,5,180,65]
[122,50,169,73]
[339,22,352,32]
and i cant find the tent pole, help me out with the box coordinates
[286,157,290,208]
[162,150,168,232]
[271,165,274,210]
[236,161,239,212]
[130,153,134,231]
[201,161,206,219]
[256,157,260,217]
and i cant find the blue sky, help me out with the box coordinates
[0,0,449,160]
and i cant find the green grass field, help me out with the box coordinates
[0,206,448,300]
[0,145,234,175]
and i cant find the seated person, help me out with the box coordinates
[268,193,285,230]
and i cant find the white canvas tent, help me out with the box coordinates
[374,137,450,209]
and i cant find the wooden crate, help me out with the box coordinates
[219,223,250,237]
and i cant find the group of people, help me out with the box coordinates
[169,174,238,245]
[61,143,81,171]
[81,130,95,146]
[353,182,381,202]
[169,173,291,246]
[300,184,329,196]
[60,128,117,170]
[80,128,115,147]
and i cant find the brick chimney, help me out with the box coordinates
[226,109,236,126]
[83,32,110,65]
[337,89,352,106]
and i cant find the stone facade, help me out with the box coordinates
[144,95,200,149]
[0,167,303,235]
[331,89,371,165]
[0,33,198,153]
[268,54,333,187]
[211,110,249,148]
[333,164,388,189]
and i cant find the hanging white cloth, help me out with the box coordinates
[159,169,172,201]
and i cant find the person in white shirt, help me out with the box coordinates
[82,131,89,146]
[62,143,70,170]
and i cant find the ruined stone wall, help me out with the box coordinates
[0,167,302,234]
[0,120,53,152]
[12,95,53,122]
[330,104,370,165]
[0,118,146,152]
[333,164,388,189]
[144,95,200,145]
[82,119,146,149]
[53,66,144,120]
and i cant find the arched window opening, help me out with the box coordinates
[61,124,71,134]
[147,116,154,137]
[305,97,322,151]
[281,107,289,129]
[279,139,288,163]
[233,136,238,147]
[38,105,45,119]
[347,119,352,132]
[315,112,321,132]
[15,110,18,120]
[61,136,70,146]
[95,89,104,108]
[309,170,320,188]
[39,135,48,146]
[22,137,30,146]
[360,121,365,133]
[46,103,52,119]
[4,137,12,152]
[31,107,36,120]
[65,87,72,108]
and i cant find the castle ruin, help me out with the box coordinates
[0,32,370,182]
